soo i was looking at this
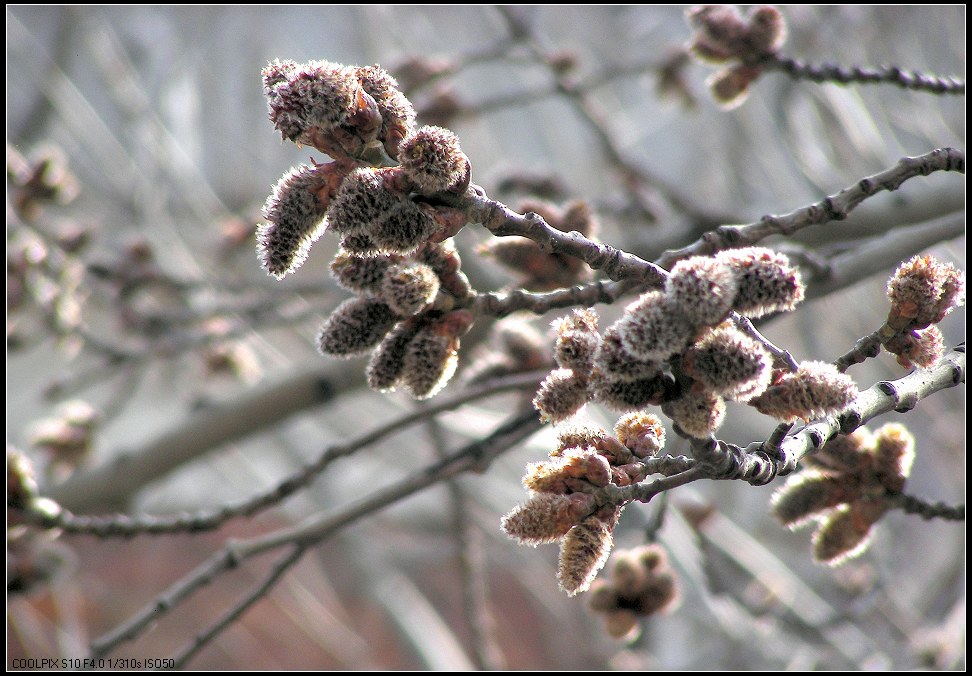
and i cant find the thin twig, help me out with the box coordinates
[762,53,966,95]
[37,369,547,534]
[655,148,965,269]
[89,408,541,659]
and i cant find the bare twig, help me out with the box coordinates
[762,53,966,95]
[37,369,547,533]
[89,408,541,659]
[655,148,965,269]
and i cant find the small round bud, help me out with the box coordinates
[317,297,399,358]
[613,412,666,458]
[770,472,855,528]
[258,163,331,278]
[561,200,599,238]
[366,319,423,392]
[664,391,726,439]
[716,247,805,318]
[533,369,590,423]
[665,256,738,327]
[871,423,915,494]
[381,263,440,316]
[812,500,886,566]
[750,361,858,422]
[398,126,469,194]
[614,291,694,361]
[558,518,615,596]
[681,323,772,401]
[330,249,396,295]
[355,64,417,157]
[8,447,39,511]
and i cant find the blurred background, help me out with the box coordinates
[7,5,965,670]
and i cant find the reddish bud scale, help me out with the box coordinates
[613,412,666,458]
[355,64,417,157]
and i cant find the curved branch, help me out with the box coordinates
[763,53,966,95]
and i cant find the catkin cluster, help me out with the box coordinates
[257,59,481,399]
[257,59,471,279]
[533,247,854,437]
[685,4,787,109]
[587,544,681,640]
[771,424,915,565]
[881,255,965,369]
[501,413,669,595]
[321,240,475,399]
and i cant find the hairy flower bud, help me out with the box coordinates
[681,323,772,400]
[706,63,762,110]
[533,369,590,423]
[615,291,694,361]
[664,391,726,439]
[501,492,595,546]
[327,168,439,255]
[745,5,787,54]
[552,309,601,374]
[871,423,915,494]
[400,316,466,399]
[397,125,469,194]
[886,255,966,330]
[317,297,399,358]
[803,429,871,473]
[258,163,332,278]
[750,361,857,422]
[593,327,662,382]
[591,372,672,412]
[558,517,616,596]
[613,412,666,458]
[355,64,417,157]
[366,318,423,392]
[812,500,887,566]
[330,249,396,295]
[381,263,440,316]
[770,472,856,528]
[716,247,805,318]
[263,59,380,156]
[686,5,749,63]
[666,256,738,327]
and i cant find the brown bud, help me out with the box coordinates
[665,256,738,327]
[770,471,859,528]
[812,500,887,566]
[750,361,857,422]
[533,369,590,423]
[317,297,399,358]
[558,517,616,596]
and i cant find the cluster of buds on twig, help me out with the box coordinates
[771,424,915,565]
[685,4,787,109]
[479,199,598,291]
[8,446,71,595]
[258,59,484,399]
[502,413,677,595]
[535,247,856,437]
[880,255,965,369]
[587,544,681,640]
